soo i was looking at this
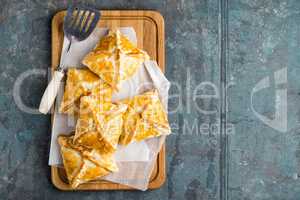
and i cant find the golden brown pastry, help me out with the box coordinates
[119,89,171,145]
[59,68,112,115]
[74,95,127,153]
[58,135,118,188]
[82,30,149,90]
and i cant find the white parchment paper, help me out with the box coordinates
[48,27,170,190]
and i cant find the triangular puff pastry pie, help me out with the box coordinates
[58,135,118,188]
[74,95,127,153]
[119,89,171,145]
[59,68,112,115]
[82,30,150,90]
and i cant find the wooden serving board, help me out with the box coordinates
[51,10,165,190]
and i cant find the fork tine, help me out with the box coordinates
[86,12,100,34]
[70,8,80,29]
[81,11,92,32]
[77,10,87,30]
[74,10,83,28]
[64,5,100,41]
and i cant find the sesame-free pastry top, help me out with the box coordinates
[82,30,149,90]
[119,89,171,145]
[59,68,112,115]
[58,135,118,188]
[74,95,127,154]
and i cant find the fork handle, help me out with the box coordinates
[39,70,64,114]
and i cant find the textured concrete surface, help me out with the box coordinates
[0,0,220,200]
[1,0,300,200]
[228,0,300,200]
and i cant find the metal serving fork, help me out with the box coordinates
[39,5,100,114]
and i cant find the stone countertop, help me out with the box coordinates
[1,0,300,200]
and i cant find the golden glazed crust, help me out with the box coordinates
[58,135,118,188]
[82,30,149,90]
[74,96,127,154]
[59,68,112,115]
[119,89,171,145]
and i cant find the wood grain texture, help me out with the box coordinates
[51,10,166,191]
